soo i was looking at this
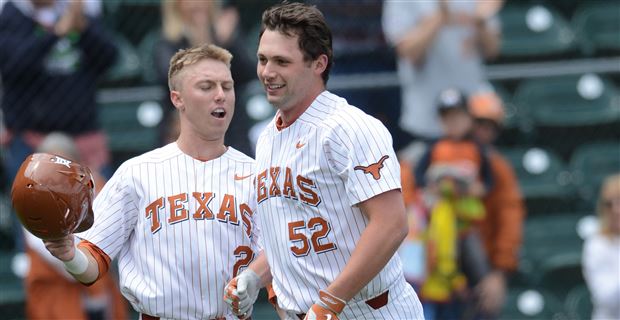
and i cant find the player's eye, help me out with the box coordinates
[258,57,267,65]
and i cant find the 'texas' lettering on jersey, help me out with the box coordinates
[256,167,321,207]
[144,193,254,235]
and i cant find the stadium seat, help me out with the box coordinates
[520,213,585,278]
[564,285,593,320]
[573,2,620,55]
[0,252,25,314]
[499,147,575,214]
[102,0,161,45]
[499,3,576,58]
[102,33,142,86]
[537,253,584,301]
[514,74,620,128]
[570,141,620,202]
[98,100,160,154]
[138,29,161,85]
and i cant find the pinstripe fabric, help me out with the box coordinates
[78,143,260,320]
[255,91,424,318]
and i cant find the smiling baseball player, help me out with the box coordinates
[37,44,261,320]
[224,3,424,320]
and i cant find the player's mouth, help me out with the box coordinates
[265,83,285,94]
[211,108,226,119]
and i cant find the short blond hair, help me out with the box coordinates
[168,44,233,91]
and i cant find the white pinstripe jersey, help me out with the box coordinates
[255,91,422,318]
[78,143,260,320]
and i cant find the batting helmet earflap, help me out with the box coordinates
[11,153,95,240]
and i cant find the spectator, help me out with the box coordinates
[310,0,407,150]
[153,0,255,154]
[582,173,620,320]
[414,88,493,320]
[0,0,117,251]
[23,132,128,320]
[470,91,526,318]
[382,0,502,141]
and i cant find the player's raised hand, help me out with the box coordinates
[223,269,261,319]
[43,234,76,262]
[304,289,346,320]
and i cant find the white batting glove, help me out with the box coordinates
[223,269,261,319]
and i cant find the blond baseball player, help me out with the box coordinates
[42,44,261,320]
[224,3,424,320]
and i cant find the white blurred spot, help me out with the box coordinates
[137,101,163,127]
[246,95,273,121]
[518,290,545,316]
[577,215,599,240]
[249,120,271,152]
[523,148,550,175]
[11,252,30,279]
[526,6,553,32]
[577,74,604,100]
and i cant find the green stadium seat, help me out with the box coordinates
[538,253,584,301]
[0,252,25,308]
[499,4,576,57]
[514,74,620,128]
[564,285,593,320]
[138,29,162,85]
[573,2,620,55]
[98,100,160,153]
[103,33,142,85]
[570,141,620,202]
[499,147,575,214]
[520,213,585,278]
[492,83,519,130]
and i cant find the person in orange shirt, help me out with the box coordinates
[414,88,493,320]
[469,91,526,318]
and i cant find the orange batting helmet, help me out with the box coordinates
[11,153,95,240]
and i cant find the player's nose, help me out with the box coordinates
[214,85,226,102]
[259,62,276,81]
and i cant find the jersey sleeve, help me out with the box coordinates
[324,112,401,206]
[76,163,139,260]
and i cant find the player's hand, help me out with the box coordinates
[43,234,75,262]
[475,270,506,315]
[475,0,504,21]
[304,289,345,320]
[223,269,261,319]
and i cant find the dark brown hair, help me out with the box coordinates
[260,2,333,84]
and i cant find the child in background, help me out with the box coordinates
[415,88,493,320]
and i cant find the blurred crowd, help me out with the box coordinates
[0,0,618,319]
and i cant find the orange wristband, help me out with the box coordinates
[318,289,346,314]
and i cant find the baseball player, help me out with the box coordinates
[224,3,424,319]
[39,44,261,319]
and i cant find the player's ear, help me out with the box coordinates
[313,54,328,76]
[170,90,184,111]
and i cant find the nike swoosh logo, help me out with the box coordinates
[234,173,253,181]
[296,141,306,149]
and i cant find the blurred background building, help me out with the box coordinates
[0,0,618,319]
